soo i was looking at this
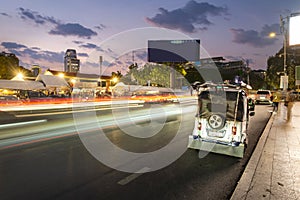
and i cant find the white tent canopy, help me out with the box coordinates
[36,74,70,89]
[0,79,45,90]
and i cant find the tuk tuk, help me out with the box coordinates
[188,82,255,158]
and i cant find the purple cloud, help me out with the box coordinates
[18,7,59,25]
[230,23,280,48]
[146,0,229,33]
[18,8,98,39]
[49,23,97,39]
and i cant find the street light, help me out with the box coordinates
[16,73,24,80]
[112,77,119,84]
[58,73,65,78]
[269,15,289,91]
[269,13,300,90]
[280,15,288,76]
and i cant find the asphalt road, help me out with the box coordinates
[0,103,272,200]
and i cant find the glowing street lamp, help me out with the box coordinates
[58,73,65,78]
[112,77,119,84]
[16,73,24,80]
[269,32,277,38]
[70,78,76,84]
[11,72,24,81]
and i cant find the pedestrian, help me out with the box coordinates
[272,90,281,112]
[285,88,295,122]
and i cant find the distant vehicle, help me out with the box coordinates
[255,90,272,104]
[188,82,255,158]
[0,95,23,105]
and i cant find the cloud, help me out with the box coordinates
[1,41,64,66]
[49,23,97,39]
[18,7,59,25]
[73,40,83,45]
[31,47,41,50]
[77,53,89,57]
[95,24,106,30]
[1,12,11,17]
[230,23,280,48]
[2,42,27,49]
[145,0,229,33]
[17,7,98,39]
[79,43,99,49]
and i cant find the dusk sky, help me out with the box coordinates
[1,0,300,76]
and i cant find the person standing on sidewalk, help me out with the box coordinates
[285,88,295,122]
[272,90,281,112]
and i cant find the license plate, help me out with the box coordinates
[260,96,266,99]
[208,131,225,138]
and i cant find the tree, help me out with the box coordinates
[0,53,19,79]
[121,63,172,87]
[266,47,300,89]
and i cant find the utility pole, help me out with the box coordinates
[246,59,250,85]
[280,15,288,91]
[99,56,103,87]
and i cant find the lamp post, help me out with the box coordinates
[280,15,289,91]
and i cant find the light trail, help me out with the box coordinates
[0,119,47,129]
[0,105,196,150]
[14,104,143,117]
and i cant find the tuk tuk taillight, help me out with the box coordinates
[232,126,237,135]
[198,122,202,130]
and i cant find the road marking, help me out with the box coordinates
[118,167,150,185]
[0,119,47,129]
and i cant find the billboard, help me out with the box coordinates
[148,39,200,63]
[280,75,288,90]
[289,14,300,46]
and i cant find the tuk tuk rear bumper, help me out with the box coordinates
[188,135,245,158]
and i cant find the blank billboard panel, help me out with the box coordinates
[289,15,300,46]
[148,40,200,63]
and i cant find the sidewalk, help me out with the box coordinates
[231,102,300,200]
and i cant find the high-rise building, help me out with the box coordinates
[64,49,80,73]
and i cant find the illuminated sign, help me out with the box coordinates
[289,15,300,46]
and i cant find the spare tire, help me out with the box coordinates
[208,114,225,129]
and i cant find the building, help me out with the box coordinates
[31,65,41,77]
[64,49,80,73]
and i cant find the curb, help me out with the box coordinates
[230,111,275,200]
